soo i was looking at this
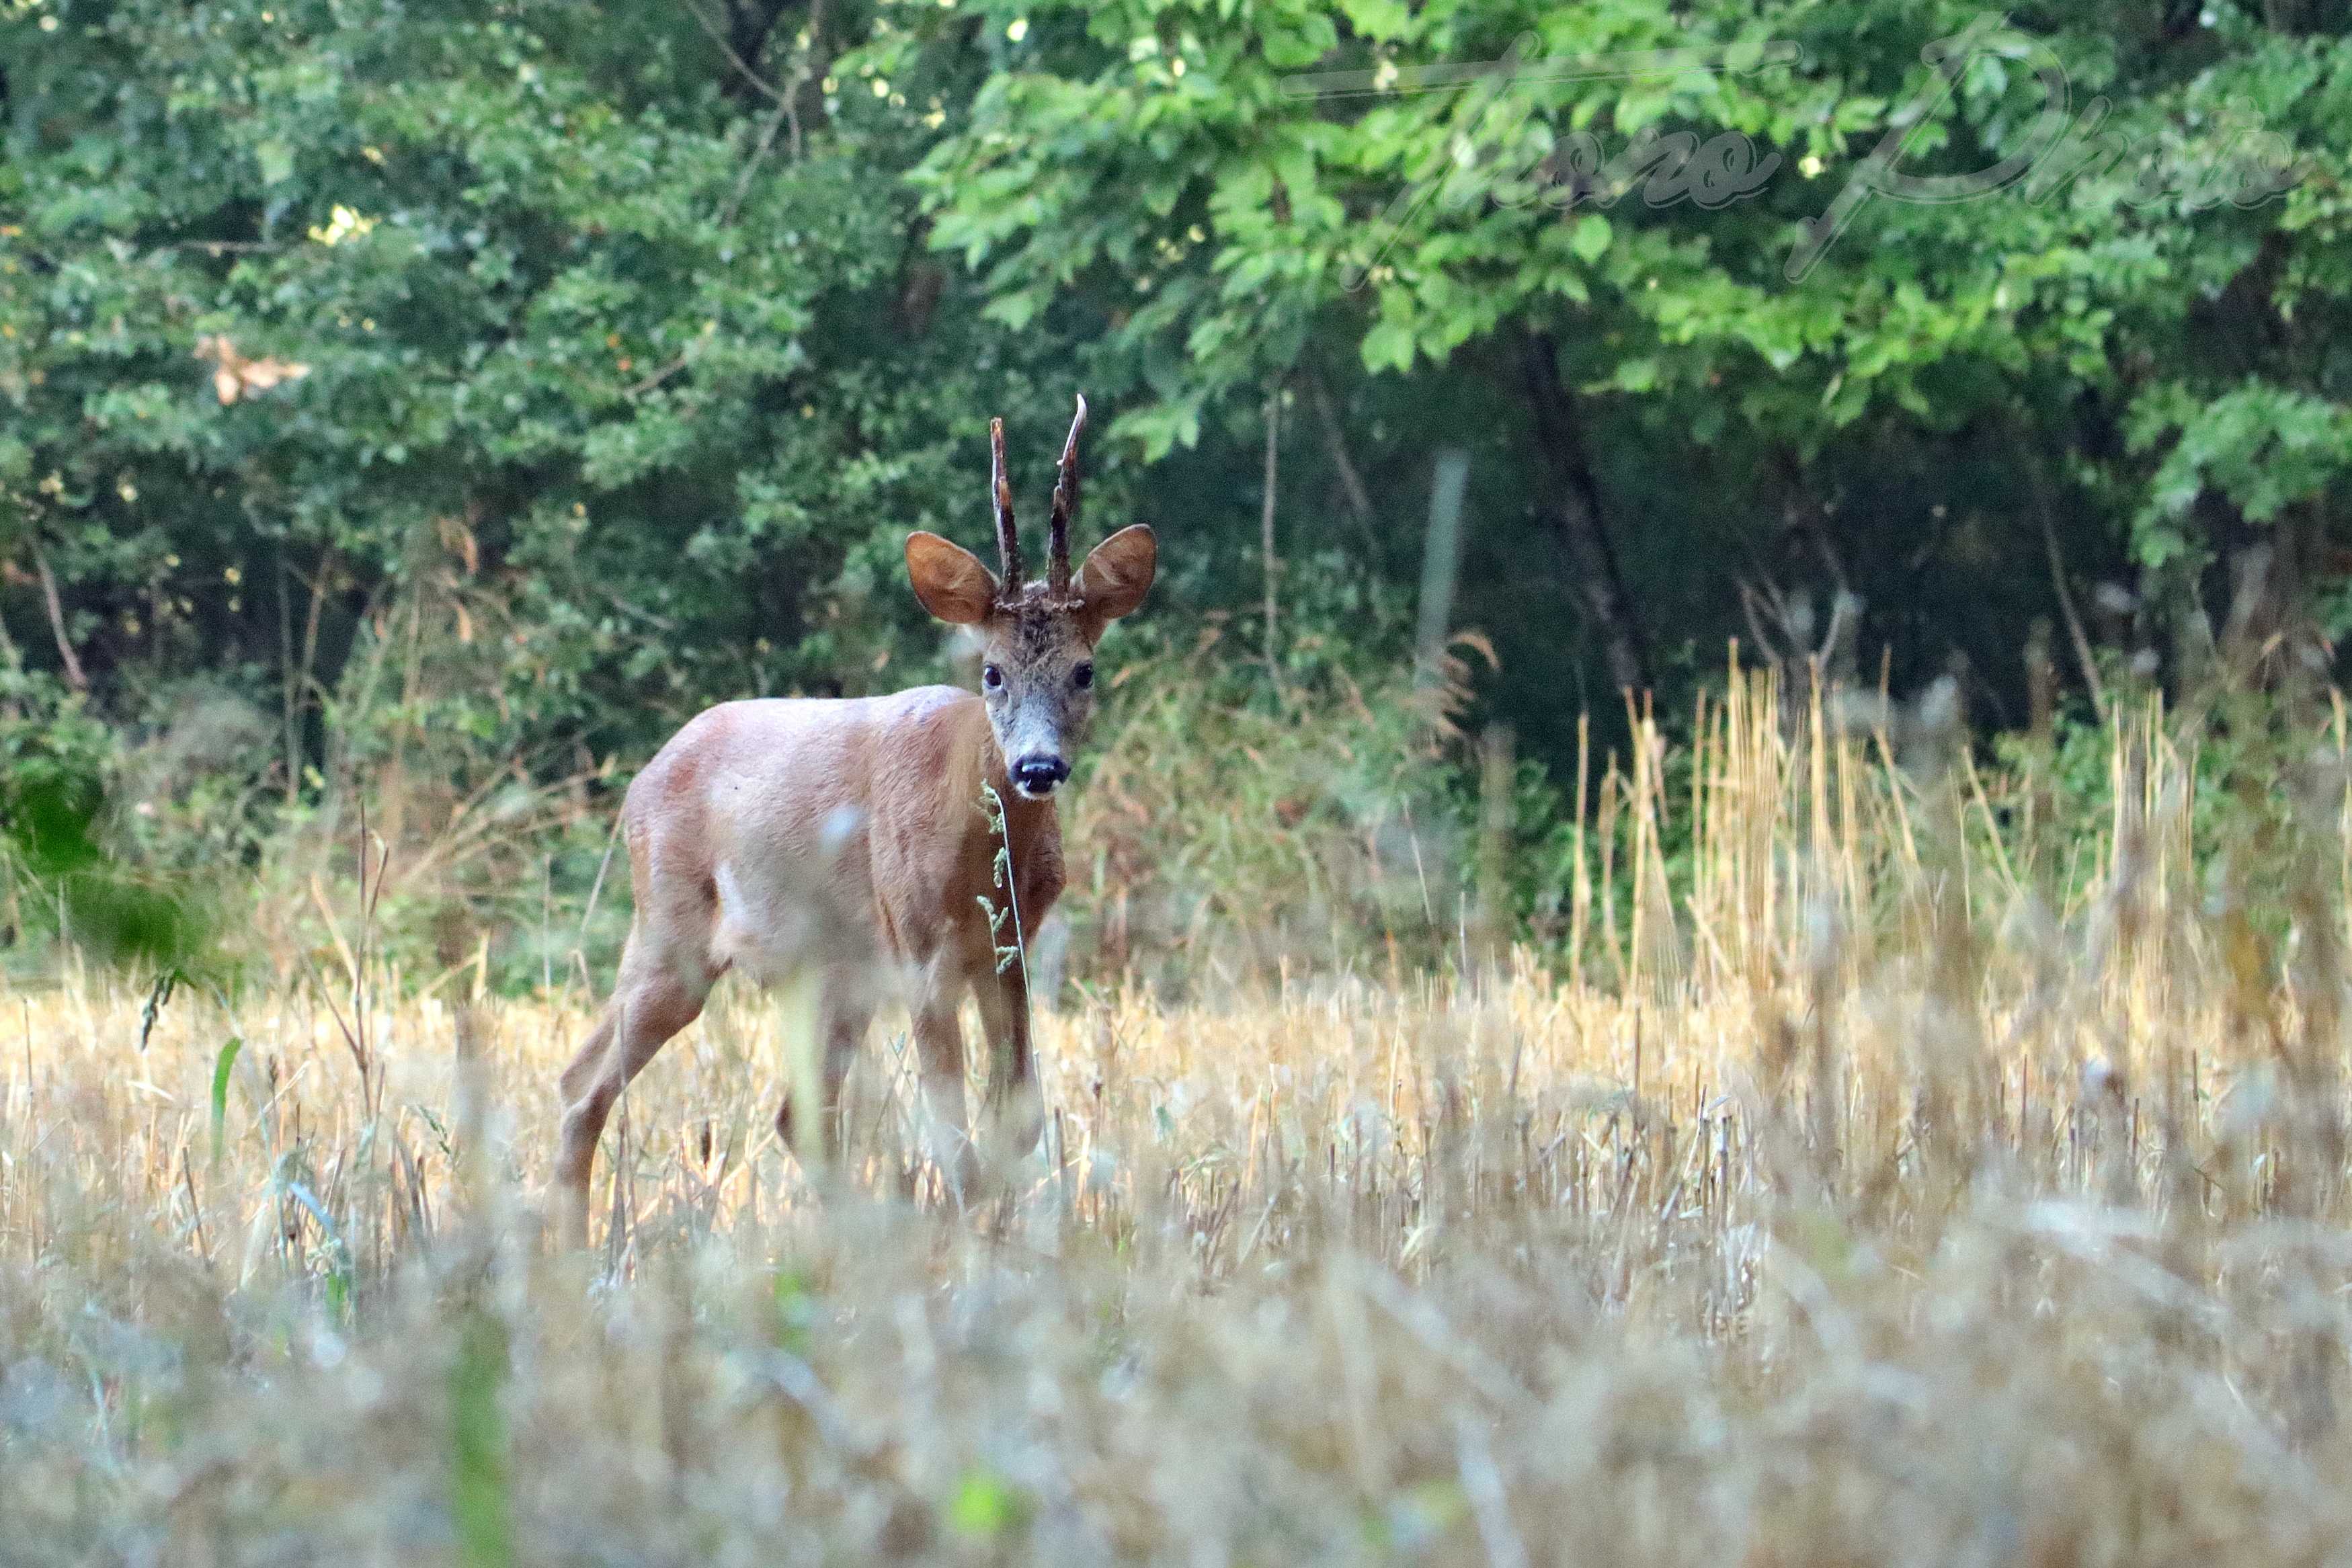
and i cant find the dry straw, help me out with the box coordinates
[3,667,2351,1561]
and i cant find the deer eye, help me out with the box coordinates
[1073,663,1094,690]
[982,664,1004,691]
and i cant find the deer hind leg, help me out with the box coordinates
[974,965,1044,1165]
[554,940,712,1246]
[775,972,873,1168]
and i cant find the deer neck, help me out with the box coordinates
[942,703,1057,864]
[981,745,1059,850]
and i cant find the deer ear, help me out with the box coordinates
[1076,525,1157,636]
[906,532,998,625]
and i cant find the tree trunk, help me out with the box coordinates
[1521,331,1650,697]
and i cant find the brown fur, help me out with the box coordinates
[553,436,1153,1239]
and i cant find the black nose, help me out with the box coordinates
[1012,756,1069,794]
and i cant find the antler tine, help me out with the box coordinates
[1047,393,1087,596]
[989,416,1023,593]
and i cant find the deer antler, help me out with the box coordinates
[1048,393,1086,597]
[989,417,1023,593]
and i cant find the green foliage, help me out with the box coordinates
[7,0,2352,981]
[0,666,204,966]
[450,1309,516,1568]
[208,1034,242,1165]
[0,669,112,874]
[977,780,1028,976]
[1,0,1115,774]
[2132,382,2352,570]
[916,0,2352,755]
[945,1467,1034,1540]
[1063,571,1502,981]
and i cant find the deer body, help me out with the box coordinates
[554,399,1151,1238]
[626,688,1063,988]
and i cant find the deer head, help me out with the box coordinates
[904,395,1158,800]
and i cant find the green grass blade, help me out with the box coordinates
[209,1035,241,1165]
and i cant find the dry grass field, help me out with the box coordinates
[7,672,2352,1563]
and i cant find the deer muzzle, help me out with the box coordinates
[1010,754,1070,799]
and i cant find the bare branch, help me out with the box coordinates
[28,538,86,690]
[2023,449,2109,723]
[718,0,826,226]
[1309,374,1378,552]
[682,0,784,102]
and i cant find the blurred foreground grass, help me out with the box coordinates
[7,670,2352,1562]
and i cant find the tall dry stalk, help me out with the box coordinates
[3,665,2351,1559]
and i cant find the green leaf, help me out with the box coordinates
[1614,358,1659,393]
[1261,13,1339,69]
[1338,0,1410,40]
[946,1468,1031,1539]
[1361,316,1415,374]
[209,1036,241,1164]
[255,139,295,186]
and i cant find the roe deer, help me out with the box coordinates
[553,396,1153,1239]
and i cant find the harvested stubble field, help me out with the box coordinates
[6,677,2352,1565]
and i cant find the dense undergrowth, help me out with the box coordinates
[3,614,2341,1005]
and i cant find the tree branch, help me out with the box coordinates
[2023,448,2108,723]
[1261,385,1282,690]
[682,0,786,102]
[28,539,87,691]
[719,0,825,225]
[1309,373,1379,556]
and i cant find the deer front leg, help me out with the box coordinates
[909,985,979,1198]
[974,964,1044,1163]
